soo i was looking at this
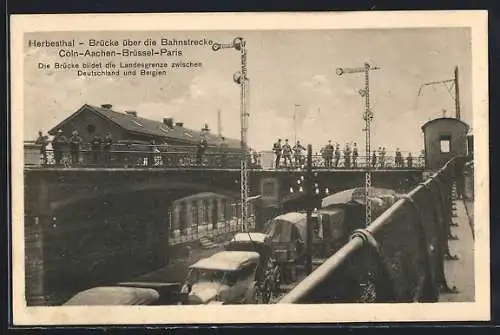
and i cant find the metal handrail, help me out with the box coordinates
[278,156,459,304]
[24,147,425,170]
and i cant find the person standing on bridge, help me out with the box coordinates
[273,138,282,169]
[68,130,82,166]
[395,148,403,168]
[102,132,113,166]
[418,149,425,168]
[406,152,413,168]
[377,147,384,168]
[293,140,306,168]
[218,136,228,168]
[152,141,162,167]
[371,151,377,168]
[90,134,103,165]
[343,143,351,168]
[352,142,359,168]
[252,149,260,168]
[380,147,386,168]
[334,143,341,168]
[52,129,67,166]
[323,140,334,168]
[282,139,293,168]
[196,135,208,166]
[35,130,49,165]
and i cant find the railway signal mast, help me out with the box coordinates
[337,63,380,227]
[213,37,250,231]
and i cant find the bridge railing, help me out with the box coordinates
[25,146,425,170]
[279,153,424,169]
[278,156,463,304]
[25,149,256,169]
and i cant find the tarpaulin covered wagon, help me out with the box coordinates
[315,187,401,257]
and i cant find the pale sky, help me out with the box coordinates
[24,28,472,152]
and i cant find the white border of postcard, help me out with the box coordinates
[11,10,489,325]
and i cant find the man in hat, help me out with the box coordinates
[395,148,403,168]
[371,151,377,168]
[282,139,293,168]
[343,142,351,168]
[196,135,208,166]
[35,130,49,165]
[377,147,384,168]
[52,129,67,166]
[102,132,113,166]
[334,143,341,168]
[406,152,413,168]
[380,147,387,168]
[293,140,306,168]
[68,130,83,166]
[323,140,334,168]
[90,134,103,165]
[272,138,282,169]
[352,142,359,168]
[418,149,425,168]
[252,149,260,168]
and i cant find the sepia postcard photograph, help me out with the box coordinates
[10,10,489,325]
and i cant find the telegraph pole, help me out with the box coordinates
[337,63,380,227]
[416,66,461,120]
[213,37,250,231]
[454,66,461,120]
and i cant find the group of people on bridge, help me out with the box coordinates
[272,138,424,169]
[35,129,114,166]
[33,130,261,168]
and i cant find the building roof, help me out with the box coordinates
[421,117,470,132]
[48,104,242,148]
[189,251,260,271]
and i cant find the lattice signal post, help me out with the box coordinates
[337,63,380,227]
[212,37,250,231]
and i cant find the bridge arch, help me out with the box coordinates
[51,180,241,212]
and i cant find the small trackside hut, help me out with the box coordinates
[421,117,470,170]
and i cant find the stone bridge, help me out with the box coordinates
[25,167,425,218]
[23,166,425,305]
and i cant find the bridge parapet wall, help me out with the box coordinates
[279,156,464,304]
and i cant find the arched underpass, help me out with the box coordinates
[26,186,240,306]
